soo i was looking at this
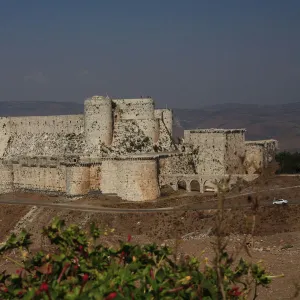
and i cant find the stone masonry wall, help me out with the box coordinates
[224,131,246,174]
[66,166,90,196]
[187,130,226,175]
[154,109,173,138]
[100,160,119,194]
[89,164,101,191]
[101,158,160,201]
[158,154,196,186]
[0,161,13,193]
[3,115,84,158]
[12,164,66,192]
[244,143,264,174]
[118,159,160,201]
[112,98,155,120]
[84,96,113,152]
[245,140,278,174]
[0,117,10,158]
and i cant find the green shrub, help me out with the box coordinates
[0,218,273,299]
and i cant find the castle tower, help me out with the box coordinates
[154,109,173,137]
[84,96,113,150]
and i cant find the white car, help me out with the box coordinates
[273,199,288,205]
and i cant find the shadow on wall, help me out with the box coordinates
[177,180,187,190]
[190,180,200,192]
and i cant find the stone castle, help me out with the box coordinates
[0,96,278,201]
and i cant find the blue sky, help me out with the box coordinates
[0,0,299,108]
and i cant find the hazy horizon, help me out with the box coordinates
[1,1,299,108]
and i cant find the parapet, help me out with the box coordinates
[85,95,111,102]
[189,128,246,134]
[245,139,278,146]
[112,98,155,120]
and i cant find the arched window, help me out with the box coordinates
[177,180,187,190]
[203,180,217,193]
[190,180,200,192]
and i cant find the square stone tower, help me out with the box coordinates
[184,129,246,175]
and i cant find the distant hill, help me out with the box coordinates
[172,102,300,152]
[0,101,299,151]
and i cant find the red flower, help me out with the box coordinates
[83,273,89,282]
[16,268,23,275]
[40,282,49,292]
[127,234,132,242]
[1,287,8,293]
[228,286,242,297]
[79,245,83,251]
[105,292,118,300]
[74,265,79,270]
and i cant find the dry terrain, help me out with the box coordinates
[0,175,300,299]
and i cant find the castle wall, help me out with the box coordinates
[158,154,196,186]
[154,109,173,137]
[183,130,191,144]
[0,117,11,158]
[66,166,90,196]
[117,159,160,201]
[101,158,160,201]
[262,140,278,166]
[89,164,101,191]
[100,160,119,194]
[245,140,278,174]
[112,98,155,120]
[112,98,157,143]
[4,115,84,157]
[224,131,246,174]
[244,143,264,174]
[135,119,157,142]
[187,130,226,175]
[12,164,66,192]
[84,96,113,150]
[0,161,13,193]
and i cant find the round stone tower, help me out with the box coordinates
[84,96,113,150]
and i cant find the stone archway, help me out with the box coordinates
[177,180,187,190]
[190,180,200,192]
[203,180,217,193]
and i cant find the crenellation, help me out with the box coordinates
[0,96,278,200]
